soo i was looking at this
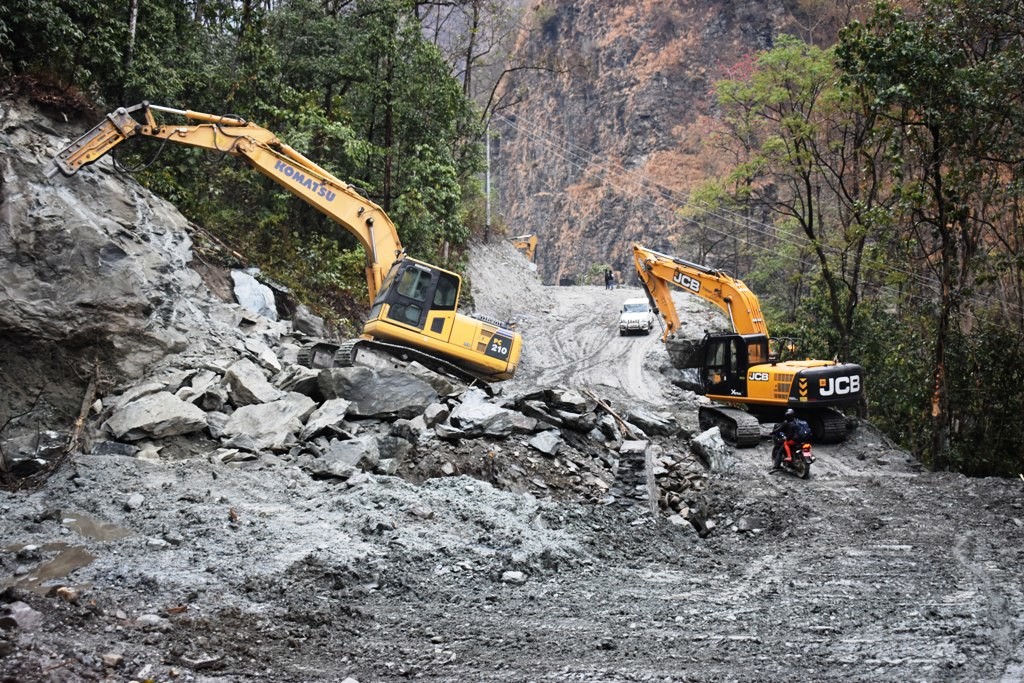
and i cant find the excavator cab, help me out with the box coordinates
[701,333,769,398]
[361,258,521,381]
[367,259,459,332]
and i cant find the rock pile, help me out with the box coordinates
[0,96,713,533]
[18,319,712,521]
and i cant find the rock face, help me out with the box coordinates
[0,102,205,361]
[493,0,804,284]
[0,99,280,438]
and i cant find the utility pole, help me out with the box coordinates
[485,123,492,243]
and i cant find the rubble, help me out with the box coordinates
[2,97,1024,683]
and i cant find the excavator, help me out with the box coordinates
[632,244,864,446]
[47,102,522,383]
[509,234,538,262]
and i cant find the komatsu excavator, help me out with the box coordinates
[47,102,522,382]
[509,234,538,262]
[633,244,863,446]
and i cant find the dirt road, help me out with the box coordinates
[467,239,720,406]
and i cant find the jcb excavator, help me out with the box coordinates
[509,234,538,262]
[633,244,863,446]
[47,102,522,382]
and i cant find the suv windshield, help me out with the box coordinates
[623,302,649,313]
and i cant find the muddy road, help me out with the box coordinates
[1,239,1023,683]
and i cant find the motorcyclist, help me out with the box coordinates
[770,409,800,472]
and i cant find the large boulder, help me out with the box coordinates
[317,366,438,420]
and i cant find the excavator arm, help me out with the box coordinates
[47,102,402,301]
[509,234,537,262]
[632,243,769,339]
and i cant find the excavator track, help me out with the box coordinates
[808,408,849,444]
[698,405,761,448]
[301,338,494,390]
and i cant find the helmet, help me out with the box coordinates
[784,409,796,417]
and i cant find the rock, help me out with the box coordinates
[408,505,434,519]
[518,400,564,427]
[299,398,352,440]
[273,365,321,397]
[222,393,317,451]
[224,357,285,406]
[736,516,763,532]
[231,269,278,321]
[135,614,169,630]
[318,366,438,419]
[290,303,326,337]
[104,392,208,440]
[619,439,648,455]
[448,388,518,437]
[500,571,527,585]
[101,653,124,668]
[435,423,465,440]
[405,361,460,396]
[528,430,562,456]
[626,408,679,436]
[0,602,43,630]
[1,139,205,377]
[691,427,735,472]
[423,403,450,427]
[390,417,427,444]
[244,337,282,374]
[321,436,380,472]
[375,435,412,469]
[549,388,588,413]
[509,412,539,434]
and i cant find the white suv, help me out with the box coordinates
[618,297,654,336]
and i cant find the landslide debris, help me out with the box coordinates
[3,97,1024,683]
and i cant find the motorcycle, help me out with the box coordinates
[771,432,814,479]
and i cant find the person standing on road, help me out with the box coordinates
[604,268,613,290]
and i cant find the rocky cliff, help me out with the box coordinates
[492,0,826,284]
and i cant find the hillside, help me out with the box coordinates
[491,0,867,284]
[2,97,1024,682]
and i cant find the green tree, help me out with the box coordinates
[699,35,890,365]
[837,0,1024,470]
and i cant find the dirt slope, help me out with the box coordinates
[1,238,1023,683]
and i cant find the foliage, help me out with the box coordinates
[2,0,489,334]
[702,35,883,362]
[701,6,1024,476]
[945,322,1024,477]
[835,0,1024,471]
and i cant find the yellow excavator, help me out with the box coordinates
[509,234,538,262]
[632,244,863,446]
[47,102,522,382]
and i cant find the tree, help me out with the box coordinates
[837,0,1024,470]
[701,35,885,362]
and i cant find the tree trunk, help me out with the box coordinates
[125,0,139,71]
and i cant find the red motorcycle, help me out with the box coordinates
[771,433,814,479]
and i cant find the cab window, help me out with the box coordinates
[432,272,459,311]
[397,268,431,302]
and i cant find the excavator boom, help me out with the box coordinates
[48,102,401,301]
[632,244,768,337]
[509,234,538,262]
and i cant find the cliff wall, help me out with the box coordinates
[492,0,822,284]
